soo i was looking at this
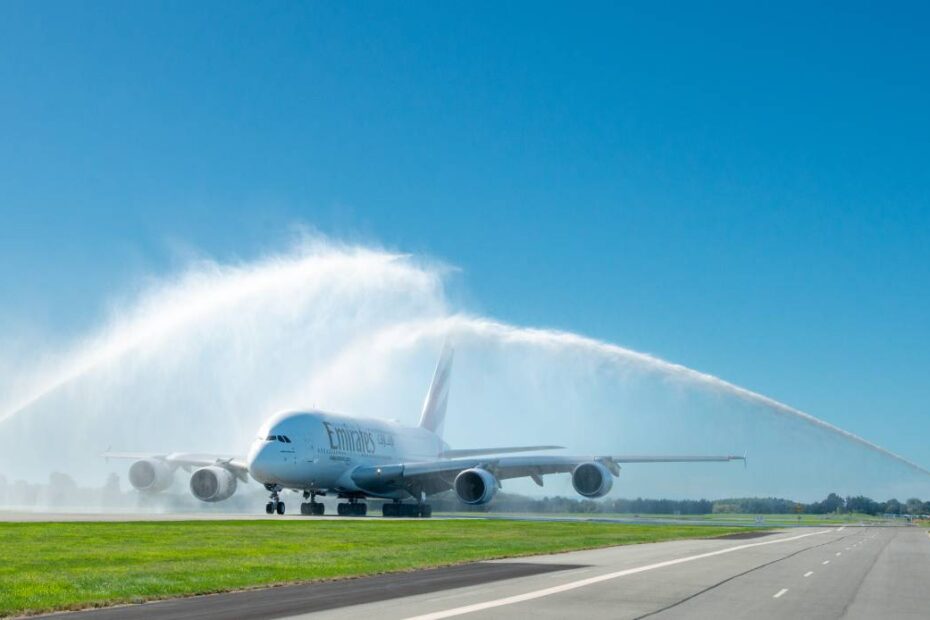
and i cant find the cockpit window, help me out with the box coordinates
[282,436,292,443]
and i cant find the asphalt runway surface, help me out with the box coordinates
[34,525,929,620]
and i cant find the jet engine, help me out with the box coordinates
[454,468,498,505]
[189,466,238,502]
[571,461,614,498]
[128,459,175,493]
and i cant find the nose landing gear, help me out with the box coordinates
[265,485,285,515]
[265,499,285,515]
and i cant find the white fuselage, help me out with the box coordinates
[246,410,446,498]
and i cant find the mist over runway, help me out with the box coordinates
[0,237,927,501]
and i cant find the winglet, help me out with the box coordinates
[418,342,454,436]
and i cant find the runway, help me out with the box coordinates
[35,525,930,619]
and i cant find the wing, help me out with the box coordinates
[350,454,744,495]
[406,454,744,480]
[102,451,250,481]
[440,445,565,458]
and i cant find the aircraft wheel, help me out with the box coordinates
[382,503,397,517]
[300,502,308,515]
[354,503,368,516]
[418,504,432,518]
[276,501,286,515]
[312,502,325,515]
[265,502,274,515]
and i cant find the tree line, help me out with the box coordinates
[431,491,930,516]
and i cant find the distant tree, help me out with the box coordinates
[13,479,39,507]
[49,472,77,490]
[48,472,78,505]
[884,499,902,515]
[100,473,122,506]
[823,493,845,513]
[712,497,798,514]
[806,493,845,514]
[845,496,881,515]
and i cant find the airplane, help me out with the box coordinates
[105,345,745,517]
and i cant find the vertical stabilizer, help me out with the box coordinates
[418,343,454,436]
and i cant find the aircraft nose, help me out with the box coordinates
[247,441,278,484]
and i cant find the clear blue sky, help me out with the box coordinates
[2,2,929,465]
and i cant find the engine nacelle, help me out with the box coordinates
[189,466,238,502]
[454,468,498,505]
[128,459,175,493]
[571,461,614,498]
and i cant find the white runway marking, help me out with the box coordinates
[804,571,814,577]
[823,560,830,565]
[403,530,832,620]
[773,588,789,599]
[836,552,842,556]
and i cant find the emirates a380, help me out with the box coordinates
[106,345,744,517]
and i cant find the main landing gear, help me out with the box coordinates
[382,500,432,518]
[337,498,368,516]
[265,486,285,515]
[300,491,325,516]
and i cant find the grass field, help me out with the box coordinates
[0,519,751,617]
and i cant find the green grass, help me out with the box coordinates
[0,519,751,617]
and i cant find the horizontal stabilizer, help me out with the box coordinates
[441,445,564,458]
